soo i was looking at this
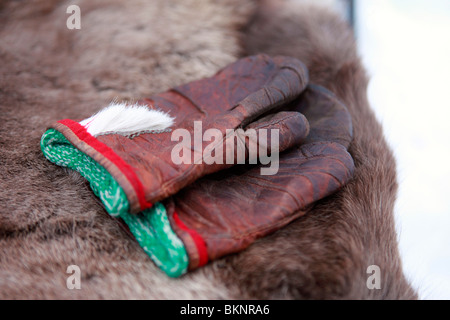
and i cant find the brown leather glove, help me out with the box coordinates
[163,84,355,270]
[50,54,309,214]
[41,56,353,277]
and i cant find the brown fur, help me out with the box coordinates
[0,0,417,299]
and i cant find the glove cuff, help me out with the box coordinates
[41,127,191,277]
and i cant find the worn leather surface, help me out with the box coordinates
[166,84,355,270]
[95,54,309,211]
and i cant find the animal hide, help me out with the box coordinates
[0,0,418,299]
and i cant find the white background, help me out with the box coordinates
[355,0,450,299]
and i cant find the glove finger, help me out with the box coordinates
[242,111,310,166]
[201,111,309,173]
[293,84,353,148]
[226,56,309,128]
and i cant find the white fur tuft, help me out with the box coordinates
[80,102,174,137]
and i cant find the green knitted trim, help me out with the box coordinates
[40,129,129,216]
[121,203,189,277]
[40,129,188,277]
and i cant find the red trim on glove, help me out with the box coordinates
[173,211,208,267]
[57,119,153,211]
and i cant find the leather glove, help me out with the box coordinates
[103,84,355,276]
[161,84,355,271]
[43,54,309,214]
[41,55,354,277]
